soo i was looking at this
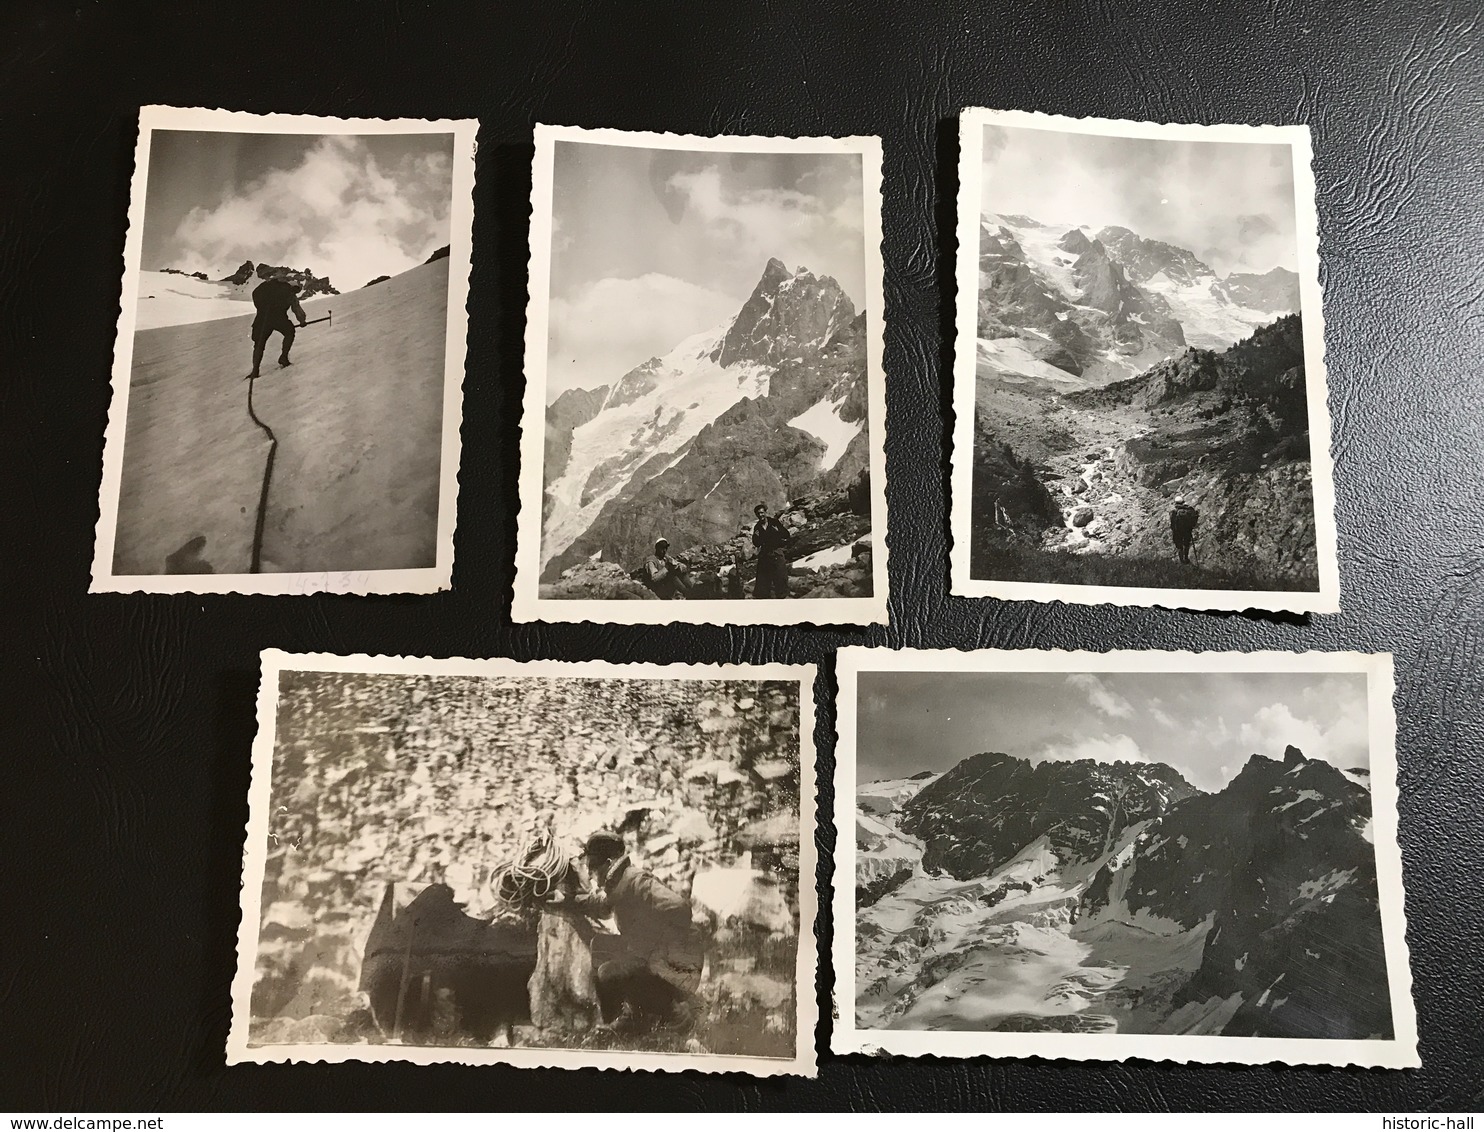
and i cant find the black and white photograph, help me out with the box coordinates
[951,109,1339,612]
[514,124,887,625]
[228,651,819,1075]
[831,647,1416,1066]
[92,107,475,594]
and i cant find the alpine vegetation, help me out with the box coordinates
[951,110,1338,612]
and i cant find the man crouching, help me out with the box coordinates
[576,830,704,1036]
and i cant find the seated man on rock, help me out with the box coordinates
[574,830,705,1036]
[641,538,690,599]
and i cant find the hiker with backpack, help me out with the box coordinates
[1170,495,1200,565]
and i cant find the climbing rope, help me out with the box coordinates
[491,829,571,912]
[244,372,278,574]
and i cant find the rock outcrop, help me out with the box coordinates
[1080,745,1390,1039]
[900,752,1197,879]
[218,258,338,297]
[538,478,873,602]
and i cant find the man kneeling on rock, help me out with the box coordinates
[575,830,704,1036]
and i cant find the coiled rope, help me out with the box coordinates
[491,829,571,912]
[244,372,278,574]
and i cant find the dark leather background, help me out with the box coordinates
[3,0,1482,1112]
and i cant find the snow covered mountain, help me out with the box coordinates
[542,259,870,580]
[855,745,1391,1039]
[976,214,1299,389]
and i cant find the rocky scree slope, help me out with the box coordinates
[542,259,870,581]
[223,259,340,298]
[541,479,873,601]
[974,314,1319,587]
[252,672,805,1033]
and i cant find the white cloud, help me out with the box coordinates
[1148,698,1178,728]
[667,166,863,292]
[1037,733,1147,765]
[547,273,738,397]
[172,137,451,292]
[1238,701,1369,770]
[1066,673,1135,719]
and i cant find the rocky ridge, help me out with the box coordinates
[223,259,340,298]
[901,752,1197,878]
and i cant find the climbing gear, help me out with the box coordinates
[244,372,279,574]
[491,827,571,911]
[300,309,332,328]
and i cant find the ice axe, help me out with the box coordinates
[300,309,332,328]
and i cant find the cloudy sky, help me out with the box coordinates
[857,670,1370,791]
[545,141,865,399]
[141,130,454,291]
[981,124,1300,276]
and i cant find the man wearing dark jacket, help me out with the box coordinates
[1169,495,1200,565]
[248,277,308,379]
[750,503,792,599]
[577,830,704,1035]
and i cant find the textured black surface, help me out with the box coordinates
[3,0,1482,1113]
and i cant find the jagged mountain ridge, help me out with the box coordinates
[1079,743,1390,1038]
[542,259,870,580]
[976,215,1299,389]
[222,259,340,298]
[900,752,1197,879]
[854,744,1390,1038]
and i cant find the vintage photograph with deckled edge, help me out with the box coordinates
[949,109,1340,613]
[512,124,888,626]
[91,106,475,595]
[228,650,819,1075]
[830,646,1417,1067]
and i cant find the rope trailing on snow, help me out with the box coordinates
[244,372,278,574]
[491,829,571,912]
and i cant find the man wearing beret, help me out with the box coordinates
[575,829,705,1036]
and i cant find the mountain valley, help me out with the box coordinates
[969,215,1318,591]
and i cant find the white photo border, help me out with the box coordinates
[228,648,821,1076]
[949,108,1341,615]
[90,105,477,596]
[830,645,1417,1068]
[513,122,889,626]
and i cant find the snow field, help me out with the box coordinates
[134,271,256,330]
[542,319,772,566]
[112,260,443,575]
[787,393,862,471]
